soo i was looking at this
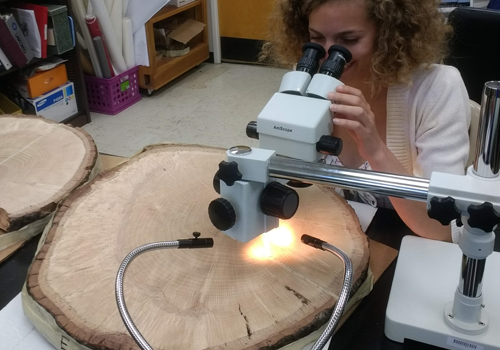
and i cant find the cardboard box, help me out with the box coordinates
[14,64,68,99]
[22,82,77,122]
[168,0,197,7]
[169,18,206,44]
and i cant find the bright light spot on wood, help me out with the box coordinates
[246,225,294,260]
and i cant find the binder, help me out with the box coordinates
[0,18,28,68]
[18,3,48,58]
[0,14,34,63]
[0,47,13,70]
[13,8,42,58]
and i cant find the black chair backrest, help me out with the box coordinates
[444,7,500,103]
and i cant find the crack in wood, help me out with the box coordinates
[285,286,311,305]
[238,303,252,338]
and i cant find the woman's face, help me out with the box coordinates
[308,0,377,87]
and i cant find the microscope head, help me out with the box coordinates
[247,44,352,162]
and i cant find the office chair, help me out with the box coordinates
[445,7,500,104]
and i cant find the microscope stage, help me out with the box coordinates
[386,235,500,349]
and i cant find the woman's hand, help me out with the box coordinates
[327,85,385,163]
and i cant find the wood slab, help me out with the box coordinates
[25,144,370,350]
[0,115,98,233]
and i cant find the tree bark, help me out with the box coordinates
[26,144,370,350]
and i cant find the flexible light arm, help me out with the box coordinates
[301,234,353,350]
[115,235,213,350]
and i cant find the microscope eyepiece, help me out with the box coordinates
[319,45,352,79]
[296,42,326,76]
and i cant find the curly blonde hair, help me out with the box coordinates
[260,0,452,88]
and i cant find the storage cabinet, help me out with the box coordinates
[0,0,91,127]
[138,0,209,94]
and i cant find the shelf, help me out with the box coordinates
[0,57,47,79]
[0,0,90,126]
[139,0,208,92]
[151,1,202,22]
[139,42,208,90]
[156,42,206,72]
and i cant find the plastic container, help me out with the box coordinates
[85,66,141,115]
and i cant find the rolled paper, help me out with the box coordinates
[86,15,115,77]
[90,0,127,73]
[76,31,87,50]
[79,50,95,76]
[122,17,135,69]
[93,36,113,78]
[123,0,129,16]
[104,0,113,14]
[110,0,122,54]
[71,0,102,77]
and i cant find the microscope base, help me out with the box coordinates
[385,236,500,349]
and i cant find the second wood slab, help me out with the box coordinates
[25,144,370,350]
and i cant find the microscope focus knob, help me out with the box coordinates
[316,135,343,156]
[208,198,236,231]
[260,182,299,220]
[467,202,500,232]
[217,161,242,186]
[213,172,221,194]
[428,196,461,225]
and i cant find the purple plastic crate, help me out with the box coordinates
[85,66,141,115]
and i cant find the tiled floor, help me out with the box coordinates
[83,63,288,157]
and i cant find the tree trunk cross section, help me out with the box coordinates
[0,115,97,233]
[26,144,369,350]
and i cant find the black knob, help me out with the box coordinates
[260,182,299,220]
[208,198,236,231]
[213,172,221,194]
[316,135,343,156]
[428,196,461,225]
[246,121,259,140]
[217,161,242,186]
[467,202,500,232]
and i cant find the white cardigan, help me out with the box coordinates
[387,64,471,242]
[387,64,471,178]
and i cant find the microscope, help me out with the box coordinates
[208,43,351,243]
[208,41,500,349]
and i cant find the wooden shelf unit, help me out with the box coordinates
[138,0,209,92]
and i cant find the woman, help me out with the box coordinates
[261,0,471,242]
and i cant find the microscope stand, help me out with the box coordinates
[385,236,500,349]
